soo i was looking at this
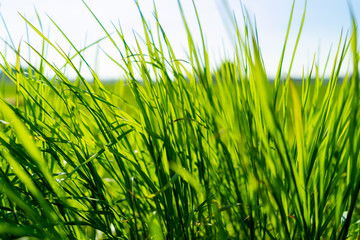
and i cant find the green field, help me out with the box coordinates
[0,1,359,239]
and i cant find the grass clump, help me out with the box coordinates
[0,1,359,239]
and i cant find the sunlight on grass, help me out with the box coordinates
[0,0,359,239]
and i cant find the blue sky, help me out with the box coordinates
[0,0,359,80]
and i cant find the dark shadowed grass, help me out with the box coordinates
[0,0,359,239]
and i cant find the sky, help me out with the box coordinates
[0,0,359,80]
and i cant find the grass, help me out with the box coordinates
[0,0,359,239]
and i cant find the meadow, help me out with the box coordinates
[0,1,359,239]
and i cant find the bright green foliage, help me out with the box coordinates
[0,1,359,239]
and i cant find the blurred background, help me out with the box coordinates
[0,0,359,81]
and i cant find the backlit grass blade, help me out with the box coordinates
[0,99,66,200]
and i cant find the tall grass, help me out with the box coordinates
[0,0,359,239]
